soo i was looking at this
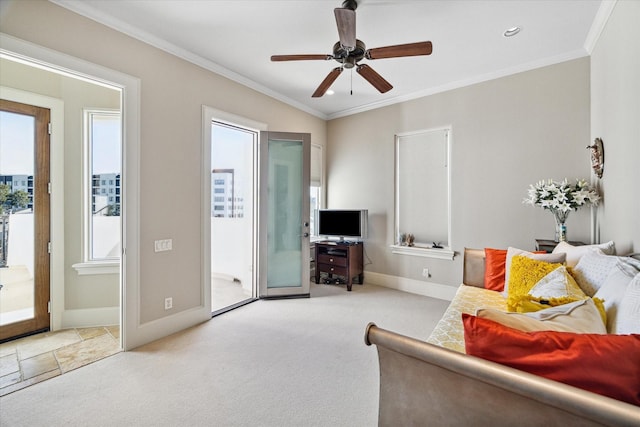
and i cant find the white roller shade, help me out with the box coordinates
[310,144,322,186]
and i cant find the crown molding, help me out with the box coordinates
[327,48,590,120]
[49,0,328,120]
[584,0,617,54]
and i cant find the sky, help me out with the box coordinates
[0,111,35,175]
[212,122,255,189]
[0,110,121,177]
[1,111,248,181]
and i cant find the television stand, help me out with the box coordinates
[314,241,364,291]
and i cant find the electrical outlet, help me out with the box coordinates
[422,268,430,278]
[155,239,173,252]
[164,297,173,310]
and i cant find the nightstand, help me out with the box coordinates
[314,241,364,291]
[535,239,584,253]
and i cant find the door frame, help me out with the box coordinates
[0,33,142,350]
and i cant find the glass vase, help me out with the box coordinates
[553,210,569,243]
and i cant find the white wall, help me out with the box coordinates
[0,0,327,333]
[327,58,592,288]
[591,0,640,254]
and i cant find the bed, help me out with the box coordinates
[365,247,640,426]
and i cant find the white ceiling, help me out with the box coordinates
[51,0,606,120]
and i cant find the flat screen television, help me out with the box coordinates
[315,209,368,241]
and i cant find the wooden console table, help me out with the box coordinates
[535,239,585,253]
[315,241,364,291]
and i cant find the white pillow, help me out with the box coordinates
[593,260,638,333]
[612,272,640,334]
[571,249,619,296]
[503,247,566,296]
[528,266,586,300]
[552,240,616,268]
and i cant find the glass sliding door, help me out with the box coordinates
[259,132,310,298]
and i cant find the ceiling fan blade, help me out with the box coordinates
[312,67,343,98]
[334,8,356,50]
[271,54,332,61]
[366,41,433,60]
[356,64,393,93]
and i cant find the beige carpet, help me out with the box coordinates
[0,282,449,426]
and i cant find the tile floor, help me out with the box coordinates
[0,325,120,396]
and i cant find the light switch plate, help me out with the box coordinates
[154,239,172,252]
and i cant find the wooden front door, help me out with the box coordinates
[0,99,51,341]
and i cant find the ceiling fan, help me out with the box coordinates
[270,0,433,98]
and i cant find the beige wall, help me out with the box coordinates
[328,58,592,287]
[591,0,640,255]
[1,59,121,310]
[1,0,327,326]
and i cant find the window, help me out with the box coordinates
[309,185,321,237]
[84,110,121,261]
[393,127,453,260]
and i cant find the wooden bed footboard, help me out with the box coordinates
[365,323,640,427]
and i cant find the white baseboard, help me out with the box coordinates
[125,306,211,351]
[365,271,457,301]
[61,307,119,329]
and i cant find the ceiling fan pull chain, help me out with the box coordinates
[350,68,353,95]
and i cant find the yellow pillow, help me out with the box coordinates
[593,297,608,326]
[511,295,583,313]
[507,255,562,311]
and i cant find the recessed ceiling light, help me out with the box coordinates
[503,26,521,37]
[326,90,335,95]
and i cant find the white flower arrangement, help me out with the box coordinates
[523,178,600,223]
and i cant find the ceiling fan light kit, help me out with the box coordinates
[503,26,522,37]
[271,0,433,98]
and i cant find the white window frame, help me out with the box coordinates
[391,127,454,260]
[73,108,121,275]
